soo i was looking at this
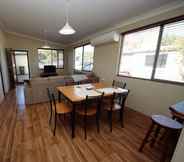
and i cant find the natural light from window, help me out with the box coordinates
[154,21,184,83]
[119,27,160,79]
[74,44,94,71]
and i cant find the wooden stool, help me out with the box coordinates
[139,115,183,162]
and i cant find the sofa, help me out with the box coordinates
[24,74,99,105]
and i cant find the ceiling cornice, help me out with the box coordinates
[67,0,184,48]
[5,30,66,47]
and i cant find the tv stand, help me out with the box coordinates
[40,72,58,77]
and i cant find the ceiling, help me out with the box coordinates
[0,0,182,45]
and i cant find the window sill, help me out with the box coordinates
[73,69,92,74]
[117,74,184,86]
[39,68,64,70]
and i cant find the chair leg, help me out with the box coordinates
[64,114,66,121]
[150,125,161,147]
[96,112,100,133]
[54,113,57,136]
[139,122,154,152]
[161,130,171,162]
[49,108,52,125]
[108,111,112,132]
[84,115,87,139]
[119,108,124,128]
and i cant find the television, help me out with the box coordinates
[44,65,56,73]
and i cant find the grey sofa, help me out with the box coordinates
[24,74,99,105]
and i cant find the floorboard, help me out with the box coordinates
[0,85,165,162]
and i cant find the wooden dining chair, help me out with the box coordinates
[103,80,126,106]
[47,88,72,136]
[65,79,75,86]
[112,80,127,89]
[47,88,53,125]
[76,93,104,139]
[104,90,129,132]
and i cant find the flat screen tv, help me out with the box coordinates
[44,65,56,73]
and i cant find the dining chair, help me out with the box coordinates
[65,79,75,86]
[47,88,72,136]
[76,93,104,139]
[47,88,53,125]
[112,80,127,89]
[103,80,126,106]
[104,90,129,132]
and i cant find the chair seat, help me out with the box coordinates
[104,103,121,111]
[76,107,97,116]
[151,115,183,130]
[54,102,72,114]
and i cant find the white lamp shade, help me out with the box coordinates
[59,22,76,35]
[42,45,50,48]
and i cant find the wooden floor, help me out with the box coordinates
[0,85,165,162]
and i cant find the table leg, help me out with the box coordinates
[71,104,76,138]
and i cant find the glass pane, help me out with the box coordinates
[15,54,29,75]
[119,27,160,79]
[155,20,184,83]
[58,50,64,68]
[83,44,94,71]
[52,50,58,68]
[74,47,83,70]
[38,49,52,69]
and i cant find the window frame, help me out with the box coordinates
[74,43,94,72]
[38,48,64,69]
[118,15,184,86]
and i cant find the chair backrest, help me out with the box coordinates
[109,90,129,110]
[119,90,129,109]
[112,80,126,89]
[83,93,104,115]
[65,80,75,86]
[47,88,53,112]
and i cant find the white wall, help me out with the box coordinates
[65,47,74,75]
[0,29,9,97]
[5,32,66,77]
[0,70,4,103]
[172,129,184,162]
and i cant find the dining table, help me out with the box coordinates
[56,82,128,138]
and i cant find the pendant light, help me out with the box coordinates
[59,0,76,35]
[42,29,50,48]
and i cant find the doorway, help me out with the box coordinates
[0,53,5,98]
[13,50,30,84]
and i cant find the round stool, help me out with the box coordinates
[139,115,183,162]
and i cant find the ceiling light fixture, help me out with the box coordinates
[42,29,50,48]
[59,0,76,35]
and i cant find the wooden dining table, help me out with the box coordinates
[56,82,128,138]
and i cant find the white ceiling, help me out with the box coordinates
[0,0,182,45]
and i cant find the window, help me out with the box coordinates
[119,17,184,84]
[154,21,184,83]
[145,54,168,68]
[74,44,94,71]
[74,47,83,71]
[38,48,64,69]
[119,27,160,79]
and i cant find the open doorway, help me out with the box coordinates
[0,53,5,100]
[13,50,30,84]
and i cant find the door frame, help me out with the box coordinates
[0,53,5,96]
[12,50,30,83]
